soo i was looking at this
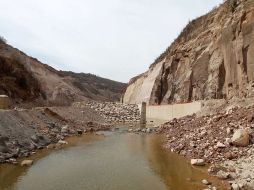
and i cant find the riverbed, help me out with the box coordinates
[0,129,226,190]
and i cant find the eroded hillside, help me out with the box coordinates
[124,0,254,105]
[0,41,126,106]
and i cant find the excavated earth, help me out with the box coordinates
[0,105,110,164]
[0,102,140,164]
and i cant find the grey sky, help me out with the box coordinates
[0,0,222,82]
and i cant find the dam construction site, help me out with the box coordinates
[1,0,254,190]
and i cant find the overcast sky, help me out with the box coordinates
[0,0,222,82]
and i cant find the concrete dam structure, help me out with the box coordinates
[138,101,202,121]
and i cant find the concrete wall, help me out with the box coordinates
[138,101,202,121]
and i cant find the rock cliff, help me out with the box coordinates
[124,0,254,105]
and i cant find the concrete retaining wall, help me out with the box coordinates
[138,101,202,121]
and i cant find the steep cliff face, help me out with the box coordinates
[0,42,126,106]
[124,0,254,105]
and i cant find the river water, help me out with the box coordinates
[0,130,226,190]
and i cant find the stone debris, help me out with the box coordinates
[159,106,254,163]
[78,101,140,123]
[127,127,159,134]
[221,153,254,188]
[159,105,254,189]
[0,105,111,164]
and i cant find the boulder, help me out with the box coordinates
[231,183,240,190]
[191,159,205,166]
[202,179,211,185]
[31,135,39,143]
[21,160,33,166]
[231,129,249,147]
[58,140,68,145]
[216,170,230,179]
[61,125,69,133]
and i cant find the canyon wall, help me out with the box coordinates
[124,0,254,105]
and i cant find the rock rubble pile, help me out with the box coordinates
[81,101,140,123]
[159,106,254,163]
[0,106,110,164]
[159,105,254,189]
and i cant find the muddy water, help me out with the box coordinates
[0,131,226,190]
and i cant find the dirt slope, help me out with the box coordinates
[0,105,109,163]
[0,42,126,106]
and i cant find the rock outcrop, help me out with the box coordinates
[124,0,254,105]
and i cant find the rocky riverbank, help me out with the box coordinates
[0,105,111,164]
[74,101,140,123]
[159,105,254,189]
[0,101,141,165]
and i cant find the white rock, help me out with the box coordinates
[58,140,68,145]
[202,179,210,185]
[226,127,232,135]
[231,183,239,190]
[146,128,151,133]
[216,142,226,148]
[61,125,69,133]
[191,159,205,166]
[21,160,33,167]
[225,138,232,146]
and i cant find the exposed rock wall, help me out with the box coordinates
[123,61,164,104]
[124,0,254,105]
